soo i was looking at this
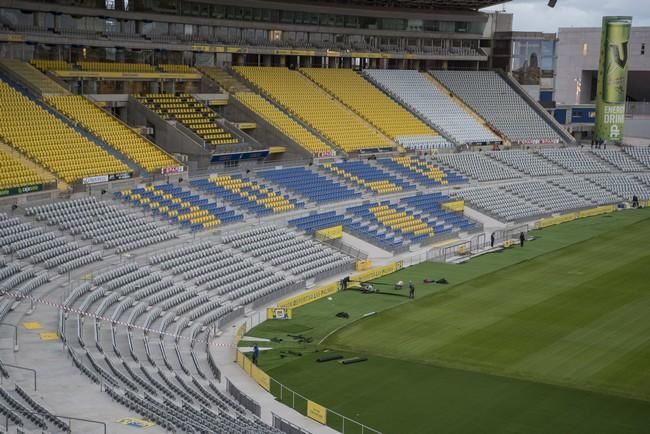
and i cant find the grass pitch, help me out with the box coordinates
[249,209,650,434]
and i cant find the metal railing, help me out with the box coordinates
[273,412,312,434]
[226,378,261,417]
[269,378,382,434]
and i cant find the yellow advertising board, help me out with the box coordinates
[53,70,201,80]
[315,225,343,240]
[266,307,293,320]
[237,122,257,130]
[536,212,578,229]
[242,354,253,376]
[355,259,373,271]
[307,401,327,424]
[273,49,317,56]
[251,365,271,391]
[578,205,616,218]
[191,44,225,53]
[116,417,156,428]
[350,261,403,287]
[236,350,245,367]
[277,281,339,309]
[442,200,465,212]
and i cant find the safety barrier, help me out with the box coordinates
[226,378,261,417]
[273,413,312,434]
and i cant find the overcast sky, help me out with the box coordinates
[482,0,650,33]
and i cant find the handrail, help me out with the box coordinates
[0,362,36,391]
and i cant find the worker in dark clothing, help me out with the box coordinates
[252,345,260,365]
[408,281,415,299]
[519,232,525,248]
[490,232,495,248]
[632,195,639,208]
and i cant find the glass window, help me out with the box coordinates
[455,22,468,33]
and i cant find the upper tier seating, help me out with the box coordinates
[191,175,304,216]
[321,160,415,194]
[300,68,441,148]
[158,64,198,73]
[536,148,611,174]
[234,92,334,156]
[623,147,650,169]
[116,184,243,231]
[377,156,466,187]
[0,150,45,189]
[363,69,499,146]
[77,61,156,72]
[0,60,69,95]
[30,59,72,72]
[258,167,361,204]
[431,70,562,144]
[199,66,250,93]
[234,67,394,152]
[0,80,130,183]
[590,149,646,172]
[486,150,564,176]
[46,95,179,172]
[136,94,238,147]
[434,152,523,181]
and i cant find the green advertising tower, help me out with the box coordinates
[595,16,632,143]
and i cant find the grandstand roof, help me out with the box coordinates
[280,0,511,11]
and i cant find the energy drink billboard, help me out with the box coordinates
[595,16,632,142]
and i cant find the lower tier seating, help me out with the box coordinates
[25,197,176,253]
[321,160,415,194]
[378,156,466,187]
[116,183,244,231]
[191,175,303,216]
[258,167,361,204]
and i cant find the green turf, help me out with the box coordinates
[247,209,650,434]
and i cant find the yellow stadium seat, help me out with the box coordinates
[135,94,239,147]
[301,68,438,143]
[0,80,130,183]
[45,95,179,173]
[0,149,46,189]
[234,67,394,153]
[234,92,333,156]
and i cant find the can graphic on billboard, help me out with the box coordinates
[595,16,632,142]
[603,20,631,104]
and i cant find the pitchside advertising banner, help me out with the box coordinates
[0,184,42,197]
[595,16,632,142]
